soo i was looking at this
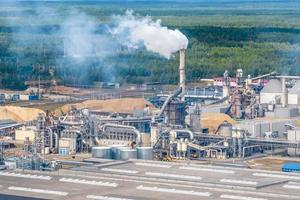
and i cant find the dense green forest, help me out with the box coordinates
[0,0,300,90]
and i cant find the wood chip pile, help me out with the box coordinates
[0,106,44,122]
[201,113,236,134]
[55,98,157,115]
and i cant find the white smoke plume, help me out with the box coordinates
[111,10,188,59]
[62,11,115,61]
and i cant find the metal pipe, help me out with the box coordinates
[251,71,276,81]
[242,145,260,158]
[53,132,58,149]
[101,123,141,144]
[171,129,194,140]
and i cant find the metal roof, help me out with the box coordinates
[261,79,282,93]
[282,162,300,171]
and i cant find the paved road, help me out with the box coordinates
[1,160,300,200]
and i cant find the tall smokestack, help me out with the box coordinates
[179,49,185,101]
[281,77,287,107]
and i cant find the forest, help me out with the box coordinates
[0,0,300,89]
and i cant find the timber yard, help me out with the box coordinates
[1,1,300,200]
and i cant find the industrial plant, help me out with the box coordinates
[1,4,300,200]
[1,46,300,165]
[1,46,300,199]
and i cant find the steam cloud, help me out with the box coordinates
[62,11,116,61]
[111,10,188,59]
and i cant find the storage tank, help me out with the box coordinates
[92,147,112,159]
[120,149,137,160]
[219,125,232,137]
[109,145,127,160]
[115,146,130,160]
[137,147,153,160]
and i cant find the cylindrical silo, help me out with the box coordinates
[137,147,153,160]
[91,147,112,159]
[109,145,127,160]
[120,149,137,160]
[115,147,130,160]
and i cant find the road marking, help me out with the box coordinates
[283,184,300,190]
[0,172,51,180]
[253,173,300,180]
[8,186,68,196]
[87,195,136,200]
[135,162,171,168]
[180,166,235,174]
[62,173,300,199]
[101,168,138,174]
[59,177,118,187]
[145,172,202,181]
[220,194,267,200]
[136,185,211,197]
[220,179,257,185]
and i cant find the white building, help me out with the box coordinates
[260,79,282,104]
[288,81,300,106]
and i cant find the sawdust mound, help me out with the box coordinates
[0,106,44,122]
[201,113,235,134]
[50,86,80,95]
[55,98,157,115]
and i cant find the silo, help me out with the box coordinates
[120,149,137,160]
[115,147,130,160]
[109,145,127,160]
[137,147,153,160]
[219,125,232,137]
[92,147,112,159]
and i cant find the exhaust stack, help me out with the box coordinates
[281,77,287,107]
[179,49,185,101]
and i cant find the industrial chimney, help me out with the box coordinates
[179,49,186,101]
[281,77,287,107]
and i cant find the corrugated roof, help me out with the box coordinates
[289,81,300,94]
[261,79,282,93]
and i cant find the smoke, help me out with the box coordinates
[62,10,189,60]
[110,10,188,59]
[0,4,189,88]
[62,11,117,61]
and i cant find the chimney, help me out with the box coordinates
[179,49,185,101]
[281,77,287,107]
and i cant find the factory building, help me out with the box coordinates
[260,79,282,104]
[288,81,300,105]
[15,126,36,143]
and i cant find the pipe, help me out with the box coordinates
[157,87,182,118]
[242,145,260,158]
[251,71,277,81]
[171,129,194,140]
[53,132,58,149]
[179,49,185,101]
[100,123,141,144]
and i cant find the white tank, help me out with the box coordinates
[137,147,153,160]
[92,147,112,159]
[114,147,130,160]
[109,145,127,160]
[181,142,187,152]
[120,149,137,160]
[220,125,232,137]
[176,141,182,152]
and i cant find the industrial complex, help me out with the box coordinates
[0,47,300,199]
[0,16,300,200]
